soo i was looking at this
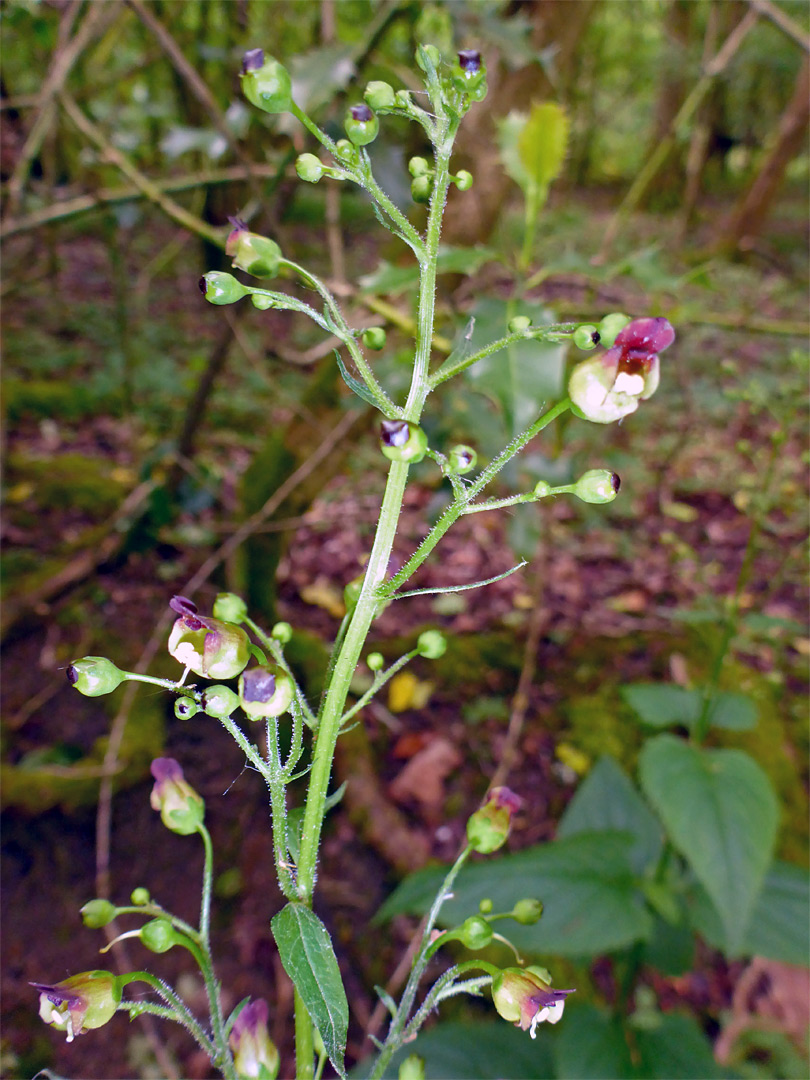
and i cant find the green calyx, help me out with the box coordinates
[296,153,324,183]
[597,312,631,348]
[573,324,599,350]
[174,696,199,720]
[574,469,621,504]
[380,420,428,463]
[364,81,396,111]
[447,444,477,475]
[140,918,178,954]
[411,175,433,204]
[199,272,249,306]
[238,665,294,719]
[451,49,487,99]
[511,898,544,925]
[67,657,126,697]
[240,50,292,114]
[362,326,387,350]
[456,914,493,950]
[345,103,379,147]
[80,899,117,928]
[226,220,282,279]
[213,592,248,623]
[200,684,240,719]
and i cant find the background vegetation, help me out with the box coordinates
[2,1,808,1078]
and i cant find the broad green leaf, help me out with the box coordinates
[376,831,652,956]
[685,860,810,965]
[623,684,757,732]
[557,755,663,874]
[633,1012,734,1078]
[638,735,779,954]
[271,903,348,1077]
[517,103,569,189]
[364,1020,551,1079]
[554,1004,634,1079]
[706,692,757,731]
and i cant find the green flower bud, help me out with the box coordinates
[416,44,441,72]
[272,621,293,644]
[417,630,446,659]
[467,786,522,854]
[395,89,412,109]
[296,153,324,183]
[533,481,552,498]
[454,170,473,191]
[251,293,275,310]
[174,696,199,720]
[574,469,620,504]
[597,312,631,349]
[410,175,433,203]
[345,103,379,147]
[334,138,359,166]
[457,915,493,950]
[380,420,428,463]
[447,444,477,475]
[201,684,240,719]
[573,325,600,350]
[199,271,250,306]
[367,652,384,672]
[226,218,282,278]
[508,315,532,333]
[364,81,396,111]
[238,666,294,719]
[213,592,248,624]
[451,50,487,97]
[362,326,387,351]
[150,758,205,836]
[240,49,293,114]
[140,918,177,954]
[80,899,116,929]
[398,1055,426,1080]
[131,887,150,905]
[66,657,126,697]
[511,898,544,925]
[479,897,494,914]
[408,156,431,177]
[32,970,121,1042]
[168,596,250,680]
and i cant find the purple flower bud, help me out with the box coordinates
[238,665,294,719]
[229,999,280,1078]
[350,104,374,123]
[381,420,409,447]
[457,49,482,73]
[241,48,265,74]
[467,786,522,853]
[31,971,120,1042]
[149,758,205,835]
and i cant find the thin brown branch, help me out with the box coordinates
[748,0,810,52]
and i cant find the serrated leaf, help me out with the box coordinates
[271,904,348,1077]
[638,734,779,954]
[334,351,379,409]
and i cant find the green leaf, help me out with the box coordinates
[686,860,810,965]
[554,1004,634,1079]
[557,755,663,875]
[271,903,348,1077]
[335,351,380,409]
[638,734,779,954]
[622,684,757,732]
[376,831,652,956]
[706,692,757,731]
[358,245,495,297]
[634,1012,734,1078]
[517,103,569,189]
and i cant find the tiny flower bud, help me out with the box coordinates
[573,325,600,350]
[140,918,178,954]
[511,898,544,925]
[334,138,359,165]
[66,657,126,697]
[238,666,294,719]
[416,44,441,71]
[533,481,552,498]
[80,899,116,928]
[395,89,412,108]
[32,971,121,1042]
[240,51,293,114]
[168,599,250,680]
[467,786,522,854]
[226,218,282,278]
[364,81,396,111]
[367,652,384,671]
[454,170,473,191]
[447,444,477,474]
[491,968,574,1038]
[574,469,620,504]
[398,1056,426,1080]
[213,592,248,623]
[150,758,205,836]
[408,156,431,177]
[229,999,280,1080]
[201,684,240,719]
[174,696,199,720]
[131,887,150,905]
[457,915,493,950]
[597,312,631,349]
[345,103,379,147]
[199,271,250,306]
[479,897,494,914]
[296,153,324,183]
[380,420,428,463]
[417,630,446,659]
[251,293,275,310]
[508,315,531,332]
[362,326,387,351]
[272,621,293,643]
[452,50,487,98]
[411,175,433,203]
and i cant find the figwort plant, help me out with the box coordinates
[42,44,674,1079]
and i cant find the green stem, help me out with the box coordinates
[120,971,216,1058]
[294,987,315,1080]
[266,717,298,898]
[338,649,418,726]
[198,824,214,945]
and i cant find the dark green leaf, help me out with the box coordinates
[554,1004,634,1079]
[706,692,757,731]
[639,735,779,954]
[621,684,701,728]
[634,1012,734,1078]
[335,351,380,409]
[271,903,348,1077]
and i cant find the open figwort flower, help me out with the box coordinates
[150,757,205,835]
[167,595,250,680]
[31,971,121,1042]
[492,967,575,1038]
[569,316,674,424]
[229,998,280,1079]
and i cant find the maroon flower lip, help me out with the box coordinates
[607,316,675,376]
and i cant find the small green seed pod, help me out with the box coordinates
[66,657,126,697]
[367,652,384,672]
[200,684,240,719]
[597,312,631,349]
[410,175,433,204]
[573,469,621,504]
[511,898,544,925]
[213,592,248,624]
[199,272,250,306]
[239,50,292,114]
[457,915,493,950]
[81,899,116,929]
[478,897,494,914]
[508,315,531,333]
[174,696,199,720]
[296,153,324,183]
[454,170,473,191]
[417,630,447,659]
[380,420,428,463]
[447,444,477,475]
[364,81,396,111]
[140,918,177,954]
[345,103,379,147]
[271,621,293,644]
[131,888,150,905]
[408,156,431,177]
[362,327,387,351]
[573,325,600,350]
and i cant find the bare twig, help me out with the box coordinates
[749,0,810,52]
